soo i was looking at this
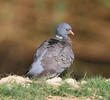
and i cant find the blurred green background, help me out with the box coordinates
[0,0,110,78]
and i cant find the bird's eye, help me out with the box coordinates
[64,28,68,31]
[66,29,69,31]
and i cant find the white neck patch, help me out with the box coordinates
[55,35,63,39]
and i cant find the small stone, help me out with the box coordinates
[64,78,80,89]
[65,78,77,84]
[86,98,91,100]
[105,79,110,82]
[46,77,62,86]
[0,75,32,87]
[46,96,79,100]
[99,96,103,99]
[81,80,87,85]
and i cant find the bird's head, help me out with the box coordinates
[56,22,74,38]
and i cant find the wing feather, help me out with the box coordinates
[25,39,74,78]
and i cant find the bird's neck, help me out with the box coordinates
[54,34,63,40]
[54,35,72,45]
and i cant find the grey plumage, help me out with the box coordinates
[25,23,74,78]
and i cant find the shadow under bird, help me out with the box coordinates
[25,23,75,78]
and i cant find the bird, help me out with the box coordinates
[25,22,75,79]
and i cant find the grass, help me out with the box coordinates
[0,76,110,100]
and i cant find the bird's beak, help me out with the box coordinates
[68,30,74,36]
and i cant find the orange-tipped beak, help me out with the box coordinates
[68,30,74,36]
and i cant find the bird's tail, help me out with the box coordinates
[24,72,33,78]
